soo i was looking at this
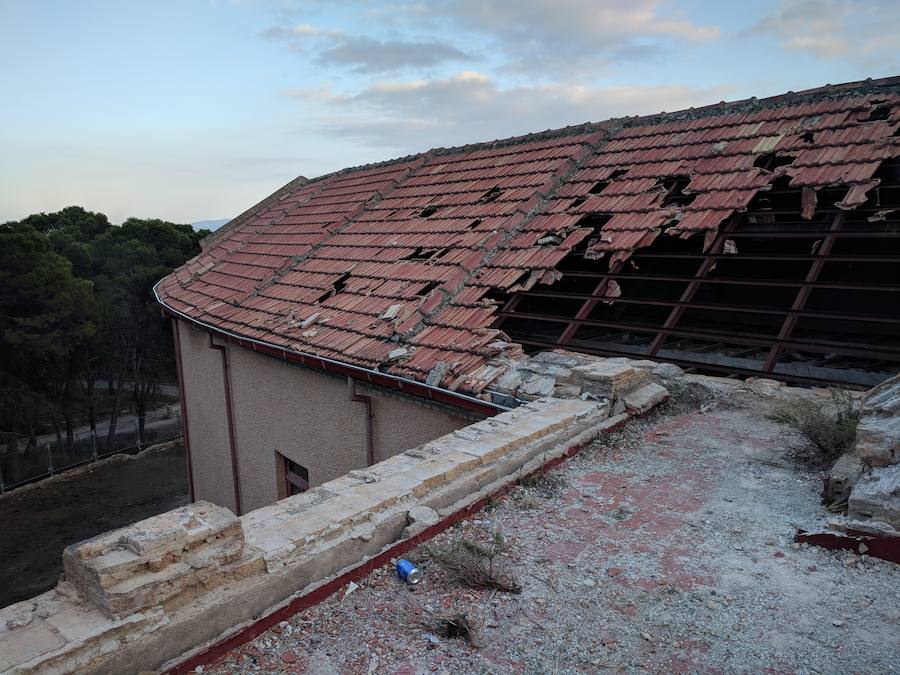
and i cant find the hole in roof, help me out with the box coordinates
[802,130,815,144]
[467,218,482,230]
[418,280,442,297]
[577,213,613,230]
[479,187,503,203]
[659,175,696,207]
[868,104,891,121]
[754,153,795,171]
[589,168,629,195]
[431,248,451,261]
[420,205,440,218]
[401,247,437,261]
[332,272,350,294]
[570,196,588,209]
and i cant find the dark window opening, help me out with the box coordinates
[420,205,440,217]
[659,175,696,207]
[479,187,503,203]
[278,453,309,497]
[753,153,795,171]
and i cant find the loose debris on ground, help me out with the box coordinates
[207,385,900,674]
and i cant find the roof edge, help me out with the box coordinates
[199,175,310,250]
[154,280,506,417]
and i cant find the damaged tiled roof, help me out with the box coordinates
[157,76,900,395]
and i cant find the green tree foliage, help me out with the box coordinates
[0,208,206,452]
[0,221,97,447]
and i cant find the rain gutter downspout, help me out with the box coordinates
[172,320,195,501]
[208,334,243,516]
[347,377,375,467]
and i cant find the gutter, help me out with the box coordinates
[208,334,243,516]
[153,281,509,418]
[347,377,375,467]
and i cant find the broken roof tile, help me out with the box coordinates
[158,77,900,396]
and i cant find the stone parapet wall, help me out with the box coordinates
[0,390,657,674]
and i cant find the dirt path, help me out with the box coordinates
[207,388,900,674]
[0,444,189,608]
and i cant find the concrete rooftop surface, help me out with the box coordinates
[204,384,900,674]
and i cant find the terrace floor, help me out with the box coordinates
[207,384,900,674]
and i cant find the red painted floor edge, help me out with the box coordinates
[168,417,628,674]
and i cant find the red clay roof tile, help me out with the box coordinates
[158,77,900,395]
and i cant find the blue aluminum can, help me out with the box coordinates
[396,559,422,584]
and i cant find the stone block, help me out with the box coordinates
[623,383,670,414]
[63,501,247,618]
[854,374,900,467]
[848,464,900,529]
[576,362,652,399]
[823,453,864,505]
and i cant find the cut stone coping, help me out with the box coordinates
[0,395,652,675]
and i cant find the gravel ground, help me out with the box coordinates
[206,387,900,674]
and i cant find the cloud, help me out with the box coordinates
[400,0,719,72]
[285,71,730,151]
[260,20,471,73]
[317,36,472,74]
[752,0,899,59]
[261,1,719,77]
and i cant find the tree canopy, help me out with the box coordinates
[0,207,209,449]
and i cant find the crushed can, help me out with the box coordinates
[396,559,422,585]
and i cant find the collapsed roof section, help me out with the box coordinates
[157,77,900,394]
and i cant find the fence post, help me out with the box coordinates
[47,443,54,477]
[0,460,5,494]
[134,418,141,452]
[91,429,98,462]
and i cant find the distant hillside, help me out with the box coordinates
[192,218,229,232]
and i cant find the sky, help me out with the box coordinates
[1,0,898,225]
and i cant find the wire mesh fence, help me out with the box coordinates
[0,405,183,493]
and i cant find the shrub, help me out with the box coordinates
[769,389,861,462]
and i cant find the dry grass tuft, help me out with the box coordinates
[769,389,860,463]
[426,530,522,594]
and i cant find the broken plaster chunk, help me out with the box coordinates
[426,362,449,387]
[381,303,402,320]
[388,347,409,361]
[300,313,319,329]
[745,377,783,397]
[651,362,684,380]
[402,505,441,539]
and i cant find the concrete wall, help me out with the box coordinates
[0,396,623,675]
[175,321,236,511]
[176,320,473,513]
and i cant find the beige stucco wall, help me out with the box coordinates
[176,320,474,513]
[175,322,236,511]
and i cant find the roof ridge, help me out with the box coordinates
[289,75,900,187]
[619,75,900,130]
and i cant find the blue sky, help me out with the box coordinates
[1,0,897,224]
